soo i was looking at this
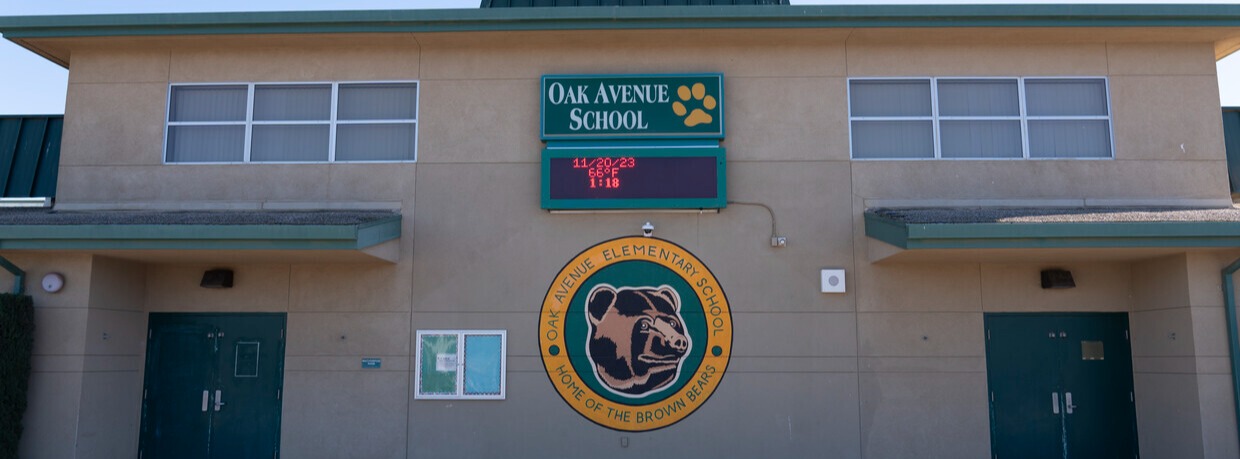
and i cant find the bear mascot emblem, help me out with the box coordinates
[585,284,691,396]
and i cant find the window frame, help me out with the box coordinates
[847,76,1114,161]
[164,80,420,164]
[414,329,507,401]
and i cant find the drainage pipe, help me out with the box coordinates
[0,256,25,295]
[1221,257,1240,448]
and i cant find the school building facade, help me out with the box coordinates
[4,3,1240,458]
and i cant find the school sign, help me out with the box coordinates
[541,74,725,140]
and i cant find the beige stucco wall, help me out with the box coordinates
[1130,253,1240,459]
[54,30,1232,207]
[8,254,145,459]
[11,27,1239,458]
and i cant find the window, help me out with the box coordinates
[848,77,1112,160]
[415,330,506,400]
[165,82,418,163]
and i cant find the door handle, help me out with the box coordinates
[201,390,209,412]
[214,390,225,412]
[1065,392,1076,414]
[1051,392,1060,414]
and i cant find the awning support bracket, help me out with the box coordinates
[1220,257,1240,450]
[0,256,26,295]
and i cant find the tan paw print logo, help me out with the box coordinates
[671,83,718,127]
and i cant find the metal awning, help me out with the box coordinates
[864,207,1240,262]
[0,209,402,263]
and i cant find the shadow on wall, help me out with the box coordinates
[0,293,34,459]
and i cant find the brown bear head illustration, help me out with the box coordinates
[585,284,690,396]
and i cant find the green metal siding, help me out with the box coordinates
[1223,108,1240,194]
[0,116,61,199]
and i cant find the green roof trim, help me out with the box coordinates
[5,4,1240,41]
[1224,107,1240,194]
[865,212,1240,250]
[481,0,789,7]
[0,214,401,251]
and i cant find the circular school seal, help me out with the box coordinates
[540,236,732,431]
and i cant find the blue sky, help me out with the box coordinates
[3,0,1240,114]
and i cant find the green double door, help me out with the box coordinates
[985,313,1139,459]
[139,313,286,459]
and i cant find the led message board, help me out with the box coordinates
[541,146,726,210]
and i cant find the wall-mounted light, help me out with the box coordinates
[41,272,64,293]
[1040,269,1075,289]
[200,269,234,289]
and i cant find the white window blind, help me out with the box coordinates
[848,77,1112,160]
[165,82,418,163]
[850,80,934,159]
[1025,79,1112,158]
[336,83,419,161]
[166,85,248,163]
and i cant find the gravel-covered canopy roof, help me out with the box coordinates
[0,209,399,226]
[867,207,1240,225]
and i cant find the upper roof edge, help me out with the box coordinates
[5,4,1240,40]
[480,0,790,6]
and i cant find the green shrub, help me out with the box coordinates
[0,294,34,459]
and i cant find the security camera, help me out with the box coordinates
[641,222,654,237]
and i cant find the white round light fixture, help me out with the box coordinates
[41,272,65,293]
